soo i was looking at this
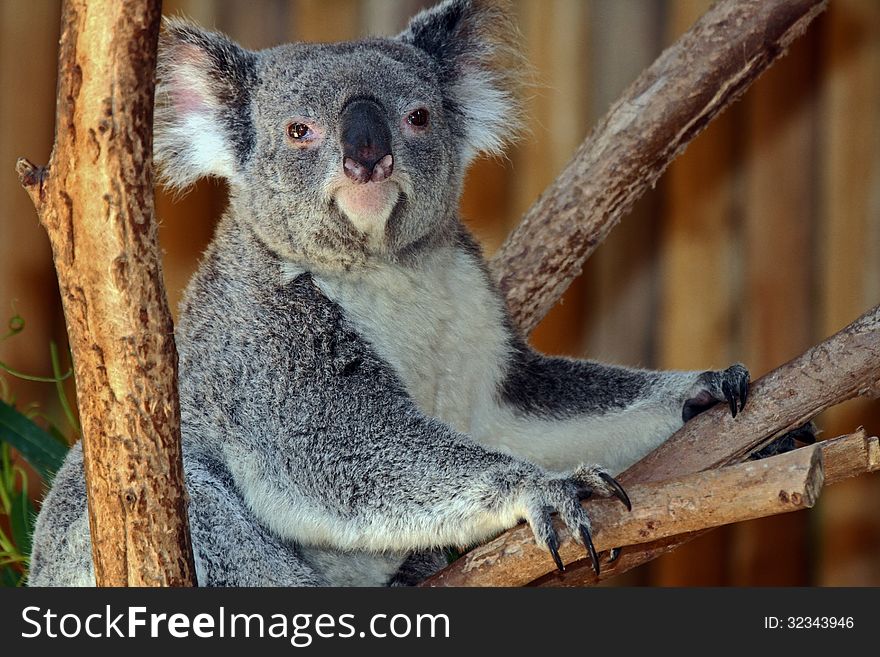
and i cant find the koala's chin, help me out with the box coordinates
[335,180,401,250]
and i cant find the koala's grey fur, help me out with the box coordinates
[28,0,750,587]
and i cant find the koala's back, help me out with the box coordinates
[28,440,330,586]
[28,445,94,586]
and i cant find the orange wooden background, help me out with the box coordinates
[1,0,878,586]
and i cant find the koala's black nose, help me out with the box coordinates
[340,98,393,184]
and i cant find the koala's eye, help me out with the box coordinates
[406,108,429,128]
[287,122,311,140]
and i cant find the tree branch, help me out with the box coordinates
[532,430,880,587]
[422,430,878,587]
[823,429,880,485]
[16,0,195,586]
[490,0,828,334]
[622,304,880,485]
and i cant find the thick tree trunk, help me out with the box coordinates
[16,0,195,587]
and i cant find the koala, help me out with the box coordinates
[29,0,753,587]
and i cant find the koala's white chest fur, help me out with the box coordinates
[312,247,509,433]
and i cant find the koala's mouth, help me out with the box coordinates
[336,180,398,219]
[334,180,400,238]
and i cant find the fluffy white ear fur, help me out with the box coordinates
[399,0,523,164]
[154,20,250,190]
[449,69,517,162]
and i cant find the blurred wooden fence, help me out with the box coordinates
[0,0,878,586]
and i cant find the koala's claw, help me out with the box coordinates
[527,465,628,577]
[598,471,632,512]
[580,525,601,576]
[572,465,631,511]
[717,364,749,417]
[725,364,749,416]
[683,364,750,422]
[722,379,737,417]
[547,533,565,572]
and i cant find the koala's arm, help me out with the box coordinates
[226,363,610,557]
[233,390,534,553]
[204,276,626,562]
[471,339,749,475]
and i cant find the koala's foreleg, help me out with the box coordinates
[471,344,750,474]
[226,393,630,574]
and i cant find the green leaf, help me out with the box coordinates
[0,564,21,587]
[10,489,34,559]
[0,400,68,480]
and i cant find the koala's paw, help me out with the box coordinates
[682,363,750,422]
[750,421,818,460]
[521,465,630,576]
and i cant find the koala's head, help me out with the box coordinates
[155,0,520,268]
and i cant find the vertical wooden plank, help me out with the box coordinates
[580,0,663,369]
[291,0,360,42]
[506,0,556,221]
[460,158,513,255]
[0,0,63,513]
[816,0,880,586]
[217,0,290,47]
[0,1,62,411]
[361,0,429,37]
[730,25,819,586]
[512,0,591,356]
[360,0,405,37]
[162,0,216,27]
[649,0,740,586]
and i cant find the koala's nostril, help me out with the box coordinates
[371,154,394,182]
[343,157,371,184]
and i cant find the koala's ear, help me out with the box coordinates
[398,0,522,161]
[154,19,257,189]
